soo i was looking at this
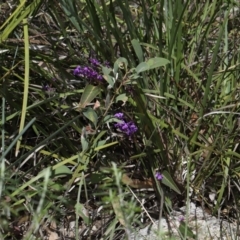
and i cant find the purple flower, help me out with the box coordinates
[114,112,138,135]
[179,216,184,222]
[73,57,106,81]
[114,113,124,119]
[114,120,137,136]
[155,172,163,181]
[73,66,83,76]
[96,74,103,81]
[73,65,103,81]
[89,58,100,67]
[104,60,110,68]
[114,121,126,129]
[42,84,50,91]
[128,121,138,132]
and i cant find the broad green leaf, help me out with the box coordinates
[79,85,100,109]
[116,93,128,103]
[93,131,107,147]
[105,91,111,108]
[146,57,170,69]
[111,196,126,227]
[162,170,181,194]
[131,39,143,62]
[103,75,114,87]
[89,173,106,184]
[178,222,196,239]
[135,57,170,73]
[135,62,148,73]
[102,66,114,87]
[81,134,89,152]
[103,115,115,123]
[48,181,65,191]
[129,73,141,79]
[75,203,90,225]
[53,165,72,177]
[102,66,112,75]
[83,108,98,127]
[96,140,107,147]
[58,0,82,33]
[114,57,128,74]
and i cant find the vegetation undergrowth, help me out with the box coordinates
[0,0,240,239]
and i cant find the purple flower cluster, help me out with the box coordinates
[89,57,100,67]
[73,66,103,81]
[73,57,104,81]
[155,172,163,181]
[114,113,138,136]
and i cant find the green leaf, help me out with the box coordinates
[114,57,128,74]
[178,222,196,239]
[135,57,170,73]
[116,93,128,103]
[96,140,107,147]
[58,0,82,33]
[103,115,115,123]
[49,182,65,191]
[81,134,89,152]
[79,85,100,109]
[102,67,114,87]
[89,173,106,184]
[104,75,114,87]
[75,203,90,225]
[16,18,30,157]
[131,39,143,62]
[135,62,149,73]
[105,91,111,108]
[162,170,181,194]
[146,57,170,69]
[83,108,98,127]
[94,141,119,151]
[92,131,107,147]
[129,73,141,79]
[102,66,112,75]
[53,165,72,177]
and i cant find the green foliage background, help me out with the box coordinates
[0,0,240,239]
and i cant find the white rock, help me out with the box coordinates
[131,203,237,239]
